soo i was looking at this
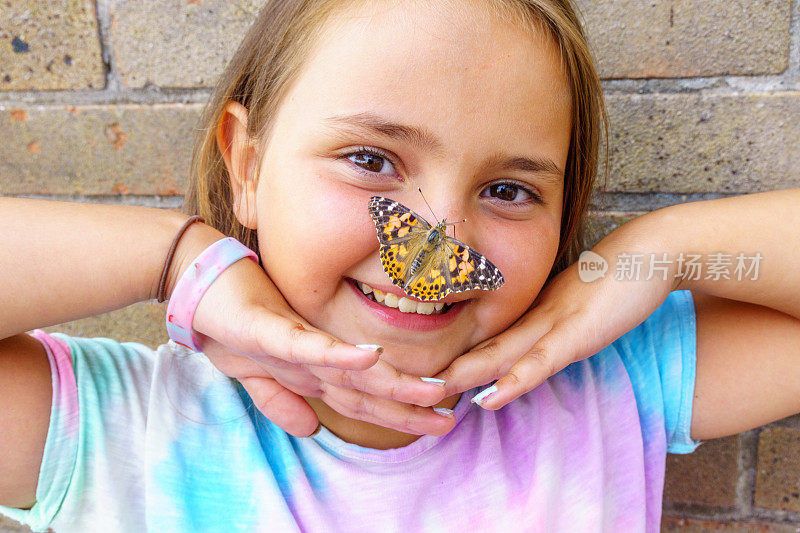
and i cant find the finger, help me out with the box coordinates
[433,313,553,395]
[470,322,579,410]
[248,311,383,370]
[239,376,321,438]
[310,359,449,407]
[201,341,283,378]
[319,383,457,436]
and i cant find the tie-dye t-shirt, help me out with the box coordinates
[1,290,702,532]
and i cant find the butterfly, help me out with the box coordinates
[368,196,505,301]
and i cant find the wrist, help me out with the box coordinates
[166,235,259,351]
[589,207,682,293]
[163,220,227,302]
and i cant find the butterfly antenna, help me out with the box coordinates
[446,218,467,238]
[417,187,439,224]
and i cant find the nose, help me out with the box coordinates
[409,187,472,242]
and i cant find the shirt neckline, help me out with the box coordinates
[310,386,479,464]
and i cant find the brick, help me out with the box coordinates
[661,516,800,532]
[0,104,200,195]
[584,212,638,249]
[754,427,800,512]
[0,0,105,90]
[775,413,800,429]
[606,93,800,193]
[576,0,790,78]
[664,435,740,508]
[109,0,265,88]
[39,300,169,350]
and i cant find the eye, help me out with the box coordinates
[342,146,398,176]
[480,182,542,206]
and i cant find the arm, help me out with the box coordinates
[436,189,800,444]
[648,189,800,440]
[0,197,225,340]
[0,198,223,508]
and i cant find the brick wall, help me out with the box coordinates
[1,1,799,531]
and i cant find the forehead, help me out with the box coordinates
[279,0,572,161]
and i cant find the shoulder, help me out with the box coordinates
[0,331,241,531]
[600,290,702,453]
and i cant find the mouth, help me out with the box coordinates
[346,278,466,331]
[352,279,455,315]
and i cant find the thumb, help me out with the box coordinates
[238,376,321,438]
[471,320,586,410]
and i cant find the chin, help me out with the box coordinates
[378,342,463,377]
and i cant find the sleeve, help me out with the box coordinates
[0,329,156,532]
[612,290,704,454]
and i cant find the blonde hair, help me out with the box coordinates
[182,0,608,280]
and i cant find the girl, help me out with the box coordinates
[1,0,799,531]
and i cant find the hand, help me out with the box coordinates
[184,254,453,438]
[432,218,678,409]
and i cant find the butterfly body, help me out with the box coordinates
[405,220,446,284]
[368,196,505,301]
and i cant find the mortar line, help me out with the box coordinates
[0,87,211,107]
[2,76,798,107]
[93,0,120,93]
[8,193,184,209]
[0,88,213,106]
[736,429,759,518]
[790,0,800,80]
[588,191,736,212]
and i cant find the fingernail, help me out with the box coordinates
[356,344,384,354]
[471,385,498,406]
[433,407,454,417]
[421,377,446,386]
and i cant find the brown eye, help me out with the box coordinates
[351,152,385,173]
[346,148,396,175]
[480,182,543,206]
[490,183,519,201]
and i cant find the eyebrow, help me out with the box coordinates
[322,112,564,182]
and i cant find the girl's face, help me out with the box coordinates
[248,1,571,377]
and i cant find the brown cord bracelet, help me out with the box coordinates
[156,215,205,303]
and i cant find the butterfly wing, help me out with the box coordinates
[369,196,431,290]
[368,196,432,246]
[442,237,505,293]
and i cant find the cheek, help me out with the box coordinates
[256,177,375,317]
[473,218,560,336]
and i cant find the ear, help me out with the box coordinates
[217,101,259,230]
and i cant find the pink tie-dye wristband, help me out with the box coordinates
[166,237,259,351]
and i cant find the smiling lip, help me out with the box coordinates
[347,279,466,332]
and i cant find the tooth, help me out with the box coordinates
[433,302,444,312]
[416,302,435,315]
[373,289,385,303]
[383,292,399,308]
[359,282,373,295]
[398,297,418,313]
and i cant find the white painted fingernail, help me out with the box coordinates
[471,385,498,406]
[421,377,446,386]
[433,407,454,417]
[356,344,384,353]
